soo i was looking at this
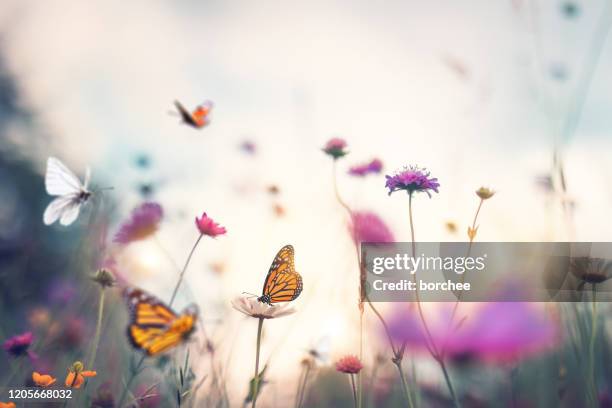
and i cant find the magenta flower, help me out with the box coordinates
[385,165,440,197]
[3,331,35,358]
[348,158,383,177]
[113,202,163,244]
[322,138,348,159]
[195,212,227,237]
[350,211,394,244]
[335,355,363,374]
[387,301,559,362]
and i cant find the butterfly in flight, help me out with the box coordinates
[125,288,198,356]
[257,245,303,305]
[43,157,92,226]
[173,100,213,129]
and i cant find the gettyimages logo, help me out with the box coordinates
[371,253,487,275]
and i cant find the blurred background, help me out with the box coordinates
[0,0,611,406]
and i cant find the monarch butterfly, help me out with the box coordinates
[124,288,198,356]
[257,245,303,305]
[173,100,212,129]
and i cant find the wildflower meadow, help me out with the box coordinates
[0,1,612,407]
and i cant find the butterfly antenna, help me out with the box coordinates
[94,186,115,193]
[242,292,258,298]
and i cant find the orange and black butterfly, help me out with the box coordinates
[257,245,303,305]
[173,100,212,129]
[124,288,198,356]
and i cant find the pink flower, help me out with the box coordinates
[387,300,559,362]
[335,355,363,374]
[322,138,348,159]
[195,212,227,237]
[113,202,163,244]
[350,211,395,244]
[3,332,35,359]
[348,158,383,177]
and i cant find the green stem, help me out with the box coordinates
[588,284,598,406]
[358,311,363,408]
[169,234,204,308]
[442,198,484,359]
[409,192,460,407]
[296,363,312,408]
[393,359,415,408]
[294,363,306,408]
[117,355,146,408]
[408,193,436,356]
[438,359,460,408]
[87,287,106,368]
[252,318,264,408]
[350,374,358,408]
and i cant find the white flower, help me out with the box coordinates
[231,296,296,319]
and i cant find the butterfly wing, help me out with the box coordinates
[262,245,303,303]
[125,288,195,356]
[43,195,78,225]
[45,157,84,196]
[59,202,81,226]
[174,101,198,127]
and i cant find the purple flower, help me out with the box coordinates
[113,202,163,244]
[322,138,348,159]
[385,166,440,197]
[350,211,395,244]
[348,159,383,177]
[3,332,35,358]
[387,300,559,362]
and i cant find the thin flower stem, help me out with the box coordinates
[350,374,358,408]
[117,355,146,408]
[333,160,352,216]
[87,287,106,368]
[252,317,265,408]
[408,193,437,356]
[332,159,364,408]
[169,233,204,308]
[393,359,415,408]
[365,296,397,356]
[296,363,312,408]
[294,364,306,408]
[439,359,460,408]
[358,312,363,408]
[588,284,598,406]
[442,198,484,359]
[408,193,461,407]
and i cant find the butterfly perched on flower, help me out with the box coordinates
[43,157,92,226]
[173,100,213,129]
[257,245,303,305]
[124,288,198,356]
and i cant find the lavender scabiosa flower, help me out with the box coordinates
[322,138,348,159]
[3,332,35,359]
[113,202,163,244]
[385,166,440,197]
[348,158,383,177]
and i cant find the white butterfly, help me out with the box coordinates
[43,157,92,226]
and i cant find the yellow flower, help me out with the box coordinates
[33,371,56,387]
